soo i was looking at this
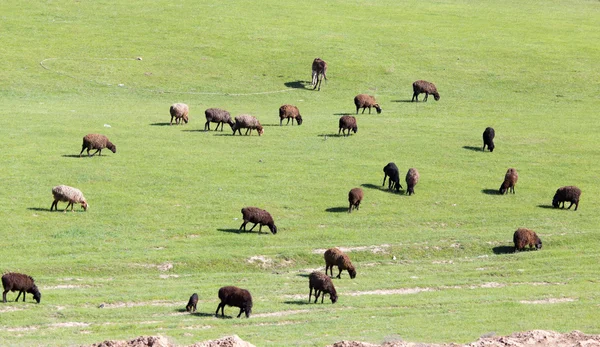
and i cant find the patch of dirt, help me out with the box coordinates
[520,297,576,304]
[348,288,434,296]
[43,284,91,289]
[246,255,273,268]
[0,306,23,313]
[88,335,255,347]
[312,245,390,254]
[252,309,309,318]
[49,322,90,328]
[99,300,180,309]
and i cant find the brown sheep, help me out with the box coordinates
[51,185,88,212]
[411,80,440,102]
[499,168,518,194]
[483,127,495,152]
[79,134,116,157]
[2,273,41,303]
[338,115,357,137]
[311,58,327,91]
[215,286,253,318]
[348,188,364,213]
[170,103,189,125]
[552,186,581,211]
[513,228,542,252]
[204,108,234,131]
[354,94,382,114]
[186,293,198,312]
[324,248,356,279]
[239,207,277,234]
[308,271,337,304]
[279,104,303,126]
[405,168,420,196]
[232,114,264,136]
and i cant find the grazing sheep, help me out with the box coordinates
[2,273,41,303]
[338,115,357,137]
[405,168,420,196]
[513,228,542,252]
[324,248,356,279]
[279,104,303,126]
[239,207,277,234]
[499,168,518,194]
[79,134,116,157]
[232,114,264,136]
[482,127,495,152]
[51,185,88,212]
[215,286,253,318]
[204,108,234,131]
[552,186,581,211]
[170,103,189,125]
[309,271,337,304]
[411,80,440,102]
[354,94,382,114]
[348,188,364,213]
[311,58,328,91]
[186,293,198,313]
[382,162,402,191]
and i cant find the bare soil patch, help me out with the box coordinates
[88,335,255,347]
[312,245,390,254]
[520,297,576,304]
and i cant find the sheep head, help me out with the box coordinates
[257,126,264,136]
[374,104,382,114]
[348,266,357,279]
[81,200,88,211]
[433,93,440,101]
[268,224,277,234]
[31,286,41,303]
[182,115,189,124]
[535,237,542,250]
[352,126,358,134]
[296,115,303,125]
[107,142,117,153]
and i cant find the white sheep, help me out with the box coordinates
[51,185,88,212]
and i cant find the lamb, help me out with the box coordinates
[552,186,581,211]
[324,248,356,279]
[311,58,327,91]
[232,114,264,136]
[215,286,253,318]
[239,207,277,234]
[405,168,420,196]
[308,271,337,304]
[382,162,402,191]
[2,272,41,303]
[204,108,234,131]
[338,115,357,137]
[79,134,116,157]
[279,104,303,126]
[186,293,198,313]
[513,228,542,252]
[51,185,88,212]
[482,127,495,152]
[411,80,440,102]
[354,94,382,114]
[348,188,364,213]
[499,168,518,194]
[170,103,189,125]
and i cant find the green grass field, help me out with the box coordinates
[1,0,599,346]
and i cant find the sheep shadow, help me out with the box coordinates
[283,300,311,306]
[61,154,85,158]
[317,134,345,138]
[391,99,414,103]
[284,80,310,89]
[149,122,172,126]
[28,207,52,212]
[360,183,405,195]
[492,246,515,254]
[462,146,483,152]
[192,312,216,318]
[325,207,348,213]
[217,228,247,234]
[333,113,352,116]
[182,129,209,133]
[296,273,311,278]
[537,204,555,209]
[481,189,500,195]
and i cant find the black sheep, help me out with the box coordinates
[2,273,41,303]
[552,186,581,211]
[215,286,253,318]
[382,162,402,191]
[482,127,495,152]
[239,207,277,234]
[186,293,198,312]
[308,272,337,304]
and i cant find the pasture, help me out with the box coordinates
[1,0,599,346]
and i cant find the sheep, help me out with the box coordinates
[338,115,357,137]
[513,228,542,252]
[382,162,402,191]
[215,286,253,318]
[406,168,420,196]
[348,188,364,213]
[324,248,356,279]
[232,114,264,136]
[411,80,440,102]
[204,108,234,131]
[2,272,41,303]
[279,104,303,126]
[51,185,88,212]
[311,58,327,91]
[499,168,518,194]
[354,94,382,114]
[482,127,495,152]
[552,186,581,211]
[186,293,198,313]
[79,134,116,157]
[239,207,277,234]
[308,271,337,304]
[170,103,189,125]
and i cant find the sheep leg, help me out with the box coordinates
[574,201,579,211]
[314,290,321,303]
[361,107,366,114]
[309,287,313,302]
[567,202,574,210]
[336,268,342,279]
[236,308,244,318]
[15,291,23,302]
[280,118,283,126]
[248,223,258,232]
[204,121,210,131]
[338,128,342,136]
[79,146,86,157]
[424,93,429,102]
[348,202,352,213]
[258,224,263,233]
[321,292,325,304]
[51,199,58,211]
[91,149,100,157]
[412,92,418,102]
[287,118,291,125]
[170,116,175,125]
[217,122,223,131]
[2,290,7,303]
[215,303,224,317]
[239,221,247,232]
[382,174,388,187]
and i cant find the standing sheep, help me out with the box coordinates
[513,228,542,252]
[215,286,253,318]
[382,162,402,192]
[186,293,198,313]
[2,273,41,303]
[405,168,420,196]
[170,103,189,125]
[324,248,356,279]
[279,104,303,126]
[51,185,88,212]
[348,188,364,213]
[311,58,327,91]
[204,108,234,131]
[309,271,337,304]
[79,134,116,157]
[482,127,495,152]
[499,168,518,194]
[239,207,277,234]
[354,94,382,114]
[232,114,264,136]
[411,80,440,102]
[552,186,581,211]
[338,115,357,137]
